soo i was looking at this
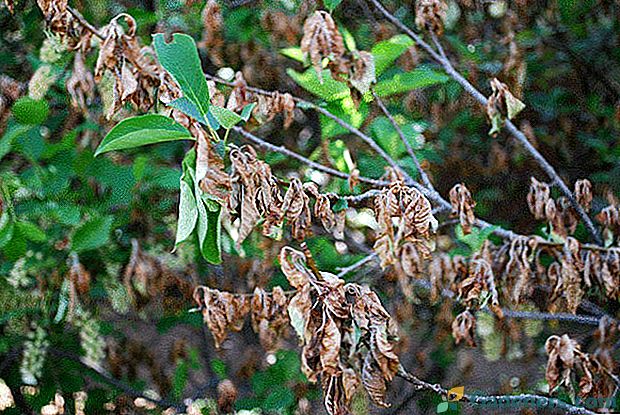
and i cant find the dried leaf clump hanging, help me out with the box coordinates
[373,181,437,277]
[280,247,400,414]
[300,11,345,82]
[449,183,476,235]
[415,0,447,36]
[94,14,161,118]
[486,78,525,135]
[192,286,250,349]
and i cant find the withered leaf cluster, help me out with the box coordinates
[415,0,447,36]
[66,52,95,113]
[527,177,579,239]
[192,286,250,349]
[300,11,376,95]
[449,183,476,235]
[373,181,437,288]
[596,203,620,245]
[452,310,476,347]
[280,247,400,414]
[219,72,296,129]
[123,239,164,307]
[193,284,296,351]
[228,145,341,247]
[300,11,345,82]
[37,0,91,51]
[486,78,525,135]
[94,14,161,118]
[545,333,615,400]
[251,287,289,352]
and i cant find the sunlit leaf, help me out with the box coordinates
[95,114,193,156]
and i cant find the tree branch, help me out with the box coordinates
[397,365,600,415]
[49,348,183,411]
[367,0,602,245]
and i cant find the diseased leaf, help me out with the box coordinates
[95,114,193,156]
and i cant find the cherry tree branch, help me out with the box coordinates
[372,91,434,190]
[367,0,602,245]
[397,366,600,415]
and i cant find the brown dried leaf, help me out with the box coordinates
[300,11,345,81]
[193,286,250,349]
[66,52,95,112]
[574,179,593,212]
[449,183,476,235]
[415,0,446,36]
[361,353,390,408]
[545,334,579,391]
[349,51,376,95]
[452,310,476,347]
[527,177,550,220]
[250,286,290,352]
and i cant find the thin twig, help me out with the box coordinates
[67,6,104,40]
[336,253,378,278]
[367,0,602,245]
[397,365,599,415]
[49,348,183,410]
[231,126,389,187]
[206,75,414,185]
[372,91,434,190]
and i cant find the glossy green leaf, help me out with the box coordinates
[153,33,210,122]
[287,68,350,101]
[374,68,449,97]
[209,106,243,129]
[279,47,305,62]
[72,216,113,252]
[371,34,414,76]
[175,180,198,246]
[95,114,193,156]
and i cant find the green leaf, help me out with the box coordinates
[279,47,305,63]
[172,359,189,400]
[205,205,222,264]
[175,180,198,246]
[437,401,450,413]
[240,102,256,121]
[320,97,368,139]
[287,68,350,101]
[12,97,49,125]
[16,221,46,242]
[506,93,526,120]
[72,216,113,252]
[209,106,244,129]
[324,0,343,12]
[196,195,222,264]
[371,34,414,76]
[0,125,31,161]
[374,68,449,97]
[95,114,193,156]
[456,225,498,253]
[0,215,14,249]
[332,198,348,212]
[153,33,210,122]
